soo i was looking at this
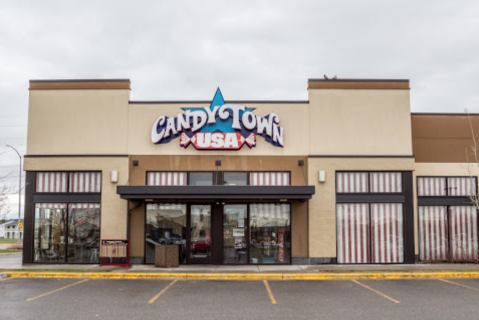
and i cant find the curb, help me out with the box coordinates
[7,272,479,280]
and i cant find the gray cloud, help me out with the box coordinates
[1,0,479,217]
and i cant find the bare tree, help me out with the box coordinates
[465,109,479,208]
[0,148,15,222]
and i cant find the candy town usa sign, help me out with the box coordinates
[151,89,284,150]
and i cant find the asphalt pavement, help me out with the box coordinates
[2,277,479,320]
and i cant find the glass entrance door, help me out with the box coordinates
[189,205,212,264]
[223,205,248,264]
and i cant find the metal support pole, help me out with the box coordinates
[6,145,21,243]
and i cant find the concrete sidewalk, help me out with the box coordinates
[4,254,479,274]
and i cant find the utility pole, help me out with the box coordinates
[6,144,21,243]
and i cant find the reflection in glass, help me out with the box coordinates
[223,205,247,264]
[190,205,212,259]
[34,204,67,263]
[189,172,213,186]
[67,204,101,263]
[224,172,248,185]
[146,204,187,264]
[249,204,291,264]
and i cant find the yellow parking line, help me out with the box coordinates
[148,280,177,304]
[263,280,277,304]
[438,278,479,292]
[351,280,400,304]
[26,279,89,302]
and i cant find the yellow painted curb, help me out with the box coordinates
[6,272,479,280]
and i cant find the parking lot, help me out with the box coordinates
[2,277,479,320]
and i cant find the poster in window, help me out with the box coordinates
[233,228,244,237]
[235,238,243,249]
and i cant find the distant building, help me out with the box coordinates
[0,219,24,240]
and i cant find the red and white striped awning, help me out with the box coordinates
[70,172,102,193]
[447,177,476,196]
[250,172,290,186]
[250,204,290,220]
[370,172,402,193]
[417,177,447,196]
[370,203,404,263]
[36,172,68,193]
[35,203,67,209]
[69,203,101,209]
[336,172,368,193]
[147,172,187,186]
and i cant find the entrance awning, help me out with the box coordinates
[117,185,315,201]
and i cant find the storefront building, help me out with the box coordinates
[22,78,479,265]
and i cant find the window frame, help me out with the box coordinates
[145,171,292,186]
[417,204,479,262]
[416,176,478,198]
[336,171,405,195]
[33,202,101,264]
[35,171,102,195]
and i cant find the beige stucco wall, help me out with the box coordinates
[24,157,129,239]
[308,89,413,156]
[26,89,130,155]
[413,163,479,254]
[308,157,415,258]
[26,88,413,158]
[128,103,310,156]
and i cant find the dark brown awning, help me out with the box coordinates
[117,185,315,201]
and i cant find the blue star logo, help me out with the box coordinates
[182,88,255,133]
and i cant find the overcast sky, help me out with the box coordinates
[1,0,479,219]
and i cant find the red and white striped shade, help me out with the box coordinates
[336,203,370,263]
[146,203,187,211]
[36,172,68,193]
[419,206,448,262]
[249,172,290,186]
[69,172,102,193]
[449,206,478,262]
[35,203,67,209]
[371,203,404,263]
[69,203,101,209]
[447,177,476,196]
[336,172,368,193]
[250,204,290,220]
[147,172,187,186]
[417,177,447,196]
[370,172,402,193]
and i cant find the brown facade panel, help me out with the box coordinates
[308,79,409,90]
[412,115,479,162]
[29,79,131,90]
[128,155,308,186]
[127,155,310,260]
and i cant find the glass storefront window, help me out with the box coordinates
[146,203,187,264]
[190,205,212,260]
[189,172,213,186]
[34,204,67,263]
[223,205,247,264]
[67,204,101,263]
[249,204,291,264]
[224,172,248,185]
